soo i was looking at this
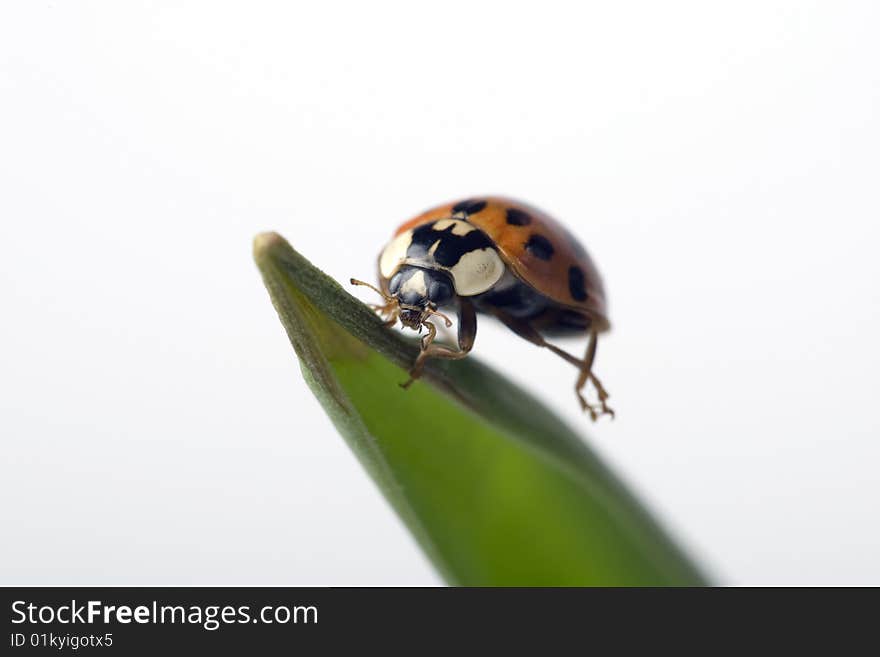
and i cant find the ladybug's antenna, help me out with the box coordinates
[351,277,402,327]
[425,306,453,328]
[350,278,394,302]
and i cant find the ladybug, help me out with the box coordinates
[351,197,613,419]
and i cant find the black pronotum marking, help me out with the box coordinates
[408,221,494,268]
[568,265,588,301]
[505,208,532,226]
[451,199,487,216]
[525,234,555,261]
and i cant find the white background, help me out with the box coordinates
[2,2,878,585]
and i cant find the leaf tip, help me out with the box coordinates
[253,231,288,262]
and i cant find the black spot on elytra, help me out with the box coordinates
[451,199,487,216]
[408,221,494,267]
[568,265,588,301]
[525,234,555,261]
[505,208,532,226]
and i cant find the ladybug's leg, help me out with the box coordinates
[575,330,614,420]
[489,310,613,420]
[400,299,477,389]
[378,304,400,328]
[350,278,398,326]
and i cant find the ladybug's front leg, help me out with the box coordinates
[400,299,477,389]
[372,301,400,327]
[350,277,399,326]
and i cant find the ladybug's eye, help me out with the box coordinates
[388,272,403,294]
[428,279,453,306]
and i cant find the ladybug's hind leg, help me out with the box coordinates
[400,299,477,389]
[575,329,614,421]
[489,309,614,421]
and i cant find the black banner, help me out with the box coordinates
[1,587,874,653]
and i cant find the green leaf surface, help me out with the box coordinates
[254,232,707,586]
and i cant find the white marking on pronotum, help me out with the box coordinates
[432,219,475,236]
[379,230,413,278]
[449,248,505,296]
[428,239,441,256]
[401,269,428,297]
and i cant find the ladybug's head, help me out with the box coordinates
[398,308,426,330]
[387,266,454,330]
[351,266,455,333]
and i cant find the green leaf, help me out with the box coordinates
[254,232,708,586]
